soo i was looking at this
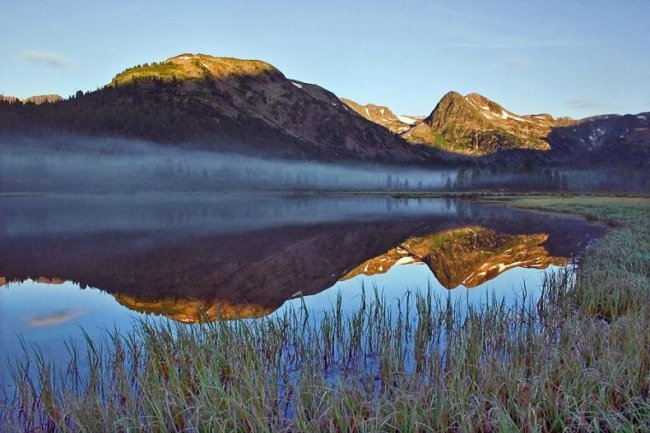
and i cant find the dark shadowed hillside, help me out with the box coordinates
[0,54,436,164]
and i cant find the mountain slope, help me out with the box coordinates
[3,56,646,165]
[0,54,434,163]
[344,91,648,164]
[0,94,62,104]
[403,92,575,155]
[340,98,420,133]
[546,113,650,164]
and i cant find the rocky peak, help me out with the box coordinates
[439,90,464,103]
[167,53,284,81]
[340,97,419,133]
[463,93,512,119]
[25,94,63,104]
[1,94,62,105]
[403,91,579,154]
[424,91,469,120]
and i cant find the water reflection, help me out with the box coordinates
[29,310,84,327]
[342,227,568,289]
[1,194,606,391]
[0,194,604,326]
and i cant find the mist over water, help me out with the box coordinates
[0,193,458,236]
[0,133,621,394]
[0,136,455,193]
[0,137,610,394]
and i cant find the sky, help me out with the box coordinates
[1,0,649,119]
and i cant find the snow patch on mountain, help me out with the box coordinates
[395,114,418,125]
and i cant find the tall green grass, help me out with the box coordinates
[1,198,649,432]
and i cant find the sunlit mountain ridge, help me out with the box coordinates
[1,53,648,166]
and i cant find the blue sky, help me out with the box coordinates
[1,0,649,118]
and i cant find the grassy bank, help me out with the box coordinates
[510,196,650,326]
[293,189,650,202]
[1,196,649,432]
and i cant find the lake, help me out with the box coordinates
[0,193,605,389]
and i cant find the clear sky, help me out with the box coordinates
[1,0,649,118]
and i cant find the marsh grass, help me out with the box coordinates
[1,197,649,432]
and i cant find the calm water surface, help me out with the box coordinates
[0,193,604,387]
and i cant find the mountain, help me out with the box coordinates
[0,95,19,103]
[402,92,575,155]
[25,94,63,104]
[0,94,62,104]
[2,54,646,165]
[344,91,648,164]
[546,113,650,164]
[0,54,434,164]
[342,226,568,289]
[340,98,421,134]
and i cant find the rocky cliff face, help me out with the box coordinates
[342,226,568,289]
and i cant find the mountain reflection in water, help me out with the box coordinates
[0,194,604,323]
[343,227,568,289]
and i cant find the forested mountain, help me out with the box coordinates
[1,54,648,166]
[0,54,435,164]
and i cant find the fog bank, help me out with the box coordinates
[0,136,455,193]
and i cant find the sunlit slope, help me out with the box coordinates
[340,98,421,134]
[111,54,280,85]
[344,92,650,164]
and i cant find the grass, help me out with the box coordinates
[1,196,649,432]
[111,55,279,87]
[112,63,185,85]
[292,189,650,201]
[509,196,650,322]
[511,196,650,227]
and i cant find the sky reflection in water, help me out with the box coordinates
[0,194,603,388]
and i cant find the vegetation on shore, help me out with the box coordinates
[510,196,649,322]
[1,196,648,432]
